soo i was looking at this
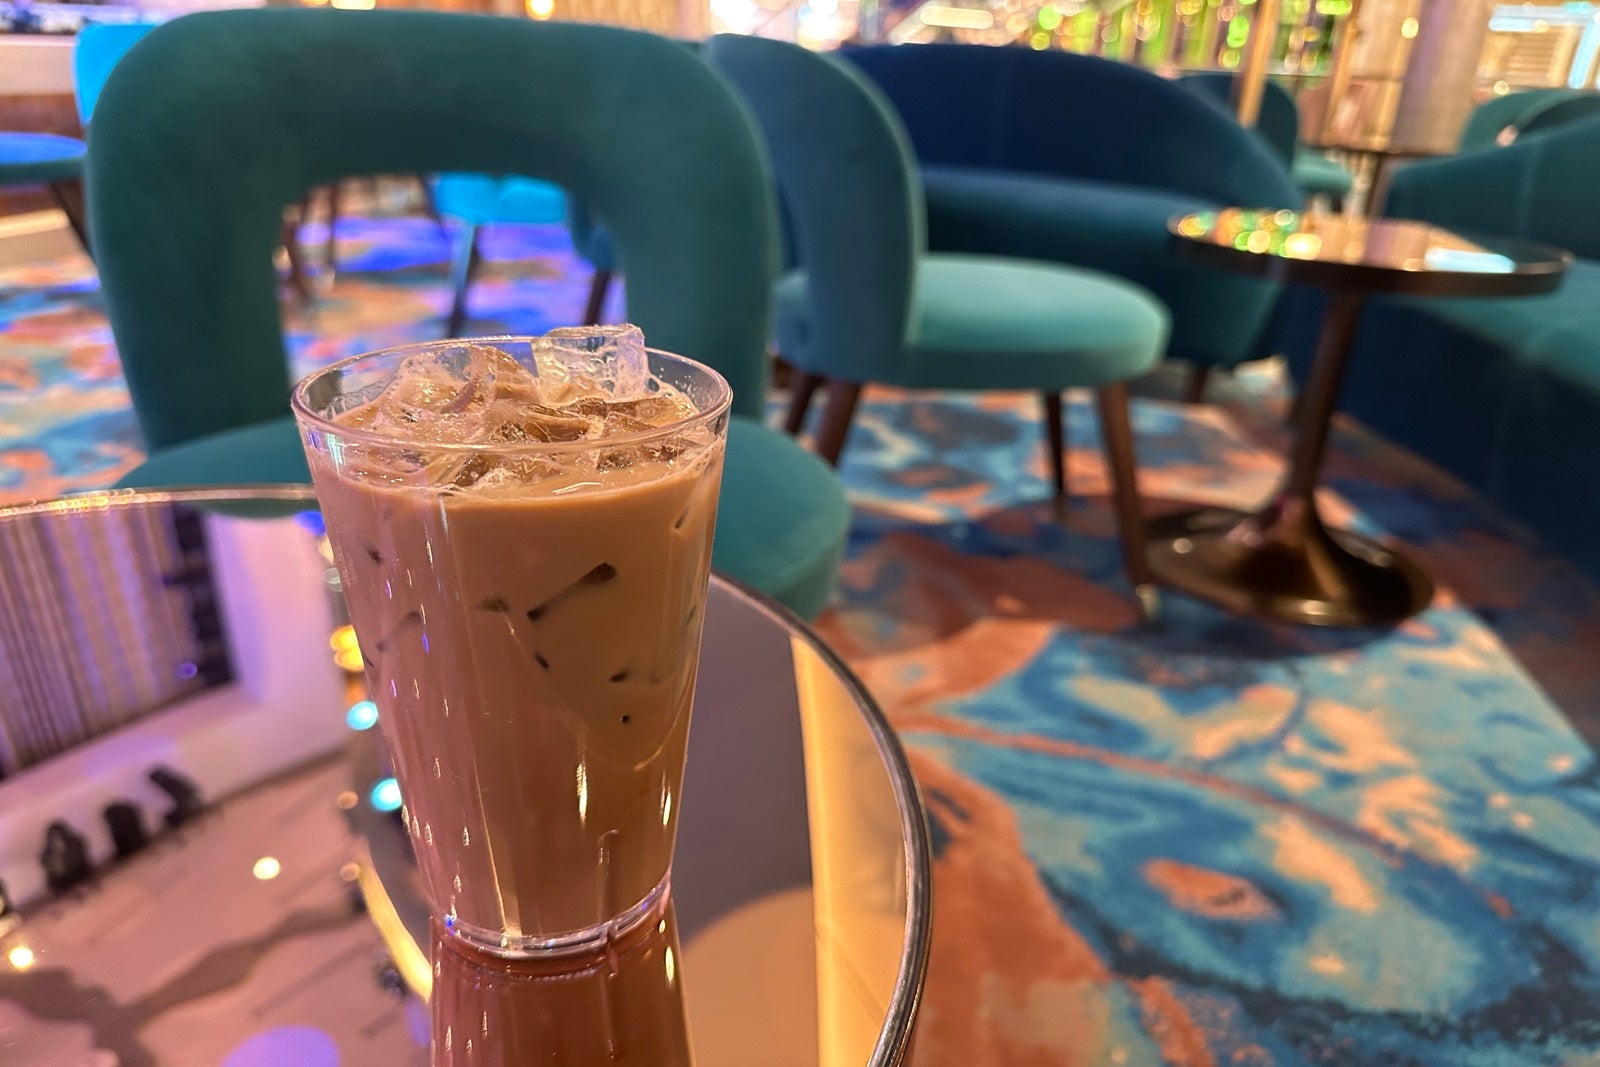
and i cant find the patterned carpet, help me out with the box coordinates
[5,212,1600,1066]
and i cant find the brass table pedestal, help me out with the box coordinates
[1156,210,1569,627]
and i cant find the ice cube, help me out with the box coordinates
[368,343,528,444]
[536,324,650,403]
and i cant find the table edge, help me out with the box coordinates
[1167,214,1572,298]
[0,485,933,1066]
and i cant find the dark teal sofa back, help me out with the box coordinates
[841,44,1295,207]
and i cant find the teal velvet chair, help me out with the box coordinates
[1179,71,1353,206]
[1457,88,1596,150]
[1274,114,1598,580]
[88,10,849,618]
[75,22,160,125]
[704,33,1168,598]
[840,45,1298,400]
[1510,91,1600,142]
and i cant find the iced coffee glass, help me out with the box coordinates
[291,327,730,957]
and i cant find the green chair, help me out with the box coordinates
[88,10,848,618]
[704,33,1168,597]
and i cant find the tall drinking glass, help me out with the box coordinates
[292,328,730,957]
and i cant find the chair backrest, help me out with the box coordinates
[1457,88,1589,151]
[1515,91,1600,142]
[73,21,158,126]
[1387,111,1600,261]
[1178,71,1300,168]
[841,44,1298,208]
[704,33,921,384]
[88,10,777,449]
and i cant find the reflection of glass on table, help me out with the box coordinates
[0,488,931,1067]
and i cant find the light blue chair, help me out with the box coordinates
[704,33,1169,598]
[433,175,616,335]
[0,21,160,257]
[0,133,86,248]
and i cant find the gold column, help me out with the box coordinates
[1232,0,1284,125]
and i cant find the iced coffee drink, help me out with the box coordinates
[292,328,729,956]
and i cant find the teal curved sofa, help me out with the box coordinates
[840,44,1301,375]
[1276,114,1599,579]
[1179,71,1353,204]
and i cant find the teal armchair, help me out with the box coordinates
[705,33,1169,599]
[88,10,848,617]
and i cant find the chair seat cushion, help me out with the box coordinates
[115,415,311,489]
[775,253,1168,391]
[117,413,847,619]
[0,132,86,185]
[1292,152,1354,199]
[918,164,1281,369]
[433,174,567,227]
[713,417,848,619]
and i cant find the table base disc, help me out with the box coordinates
[1145,506,1434,627]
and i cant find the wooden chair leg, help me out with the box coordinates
[784,371,826,436]
[446,224,481,337]
[280,213,314,306]
[323,182,343,278]
[581,268,613,326]
[1182,363,1212,404]
[416,174,443,225]
[48,180,90,257]
[812,380,863,467]
[1095,383,1155,606]
[1041,389,1067,510]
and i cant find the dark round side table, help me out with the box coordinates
[1152,209,1570,627]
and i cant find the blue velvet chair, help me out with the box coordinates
[1274,114,1598,580]
[705,33,1169,598]
[840,45,1299,398]
[88,11,849,618]
[1179,71,1353,206]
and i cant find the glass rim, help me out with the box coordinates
[289,336,733,457]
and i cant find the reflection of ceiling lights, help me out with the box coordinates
[921,4,996,28]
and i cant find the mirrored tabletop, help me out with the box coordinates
[1170,209,1570,296]
[0,487,930,1066]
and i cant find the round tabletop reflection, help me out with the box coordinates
[1170,209,1570,297]
[0,487,930,1066]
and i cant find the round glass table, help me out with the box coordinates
[1157,209,1570,627]
[0,487,930,1066]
